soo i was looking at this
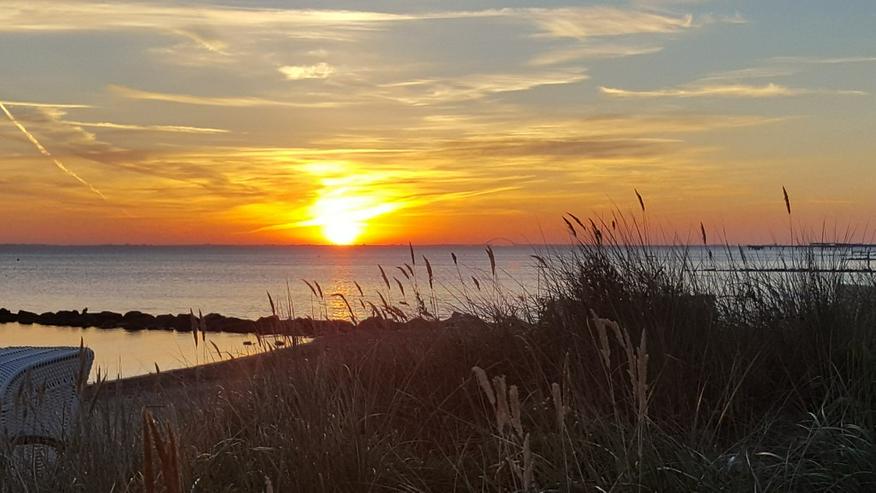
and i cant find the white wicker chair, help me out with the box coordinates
[0,346,93,449]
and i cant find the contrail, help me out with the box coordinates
[0,101,107,200]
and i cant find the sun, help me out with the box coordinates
[307,187,400,245]
[322,219,362,245]
[311,196,367,245]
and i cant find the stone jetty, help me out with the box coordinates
[0,307,484,336]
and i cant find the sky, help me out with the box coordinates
[0,0,874,245]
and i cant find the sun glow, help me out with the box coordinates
[240,161,412,245]
[322,217,363,245]
[310,194,396,245]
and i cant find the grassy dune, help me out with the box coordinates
[3,227,875,492]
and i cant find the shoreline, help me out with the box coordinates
[88,334,329,397]
[87,324,473,397]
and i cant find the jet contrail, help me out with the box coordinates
[0,101,107,200]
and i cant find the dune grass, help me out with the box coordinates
[2,221,875,492]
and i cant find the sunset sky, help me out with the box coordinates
[1,1,874,245]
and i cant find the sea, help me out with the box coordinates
[0,245,547,378]
[1,244,871,378]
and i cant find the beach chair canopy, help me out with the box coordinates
[0,346,93,447]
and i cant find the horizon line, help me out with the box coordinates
[0,242,848,248]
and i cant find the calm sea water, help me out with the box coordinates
[0,245,547,377]
[0,322,277,381]
[0,245,548,320]
[0,244,870,378]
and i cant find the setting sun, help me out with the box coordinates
[322,218,362,245]
[306,189,403,245]
[311,196,364,245]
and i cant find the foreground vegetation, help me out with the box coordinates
[2,223,875,491]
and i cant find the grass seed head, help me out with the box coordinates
[472,366,496,405]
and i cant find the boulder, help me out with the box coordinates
[36,312,59,325]
[123,311,157,330]
[203,312,226,328]
[92,311,124,329]
[0,308,18,323]
[201,313,255,333]
[54,310,82,327]
[255,315,281,333]
[154,314,178,330]
[223,317,257,333]
[171,314,193,332]
[287,317,315,336]
[17,310,38,324]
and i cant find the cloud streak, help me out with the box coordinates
[770,55,876,65]
[379,70,589,105]
[0,101,107,200]
[0,100,91,109]
[529,44,663,66]
[66,120,229,134]
[279,63,335,80]
[526,7,693,40]
[600,83,867,98]
[108,85,348,108]
[0,3,695,35]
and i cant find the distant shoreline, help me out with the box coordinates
[0,243,547,248]
[3,243,872,249]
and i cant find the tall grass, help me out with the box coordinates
[2,216,875,491]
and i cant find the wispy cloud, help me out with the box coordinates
[530,44,663,66]
[0,102,107,200]
[700,55,876,83]
[770,55,876,65]
[66,121,229,134]
[600,83,867,98]
[108,84,348,108]
[0,0,708,63]
[172,28,230,55]
[379,70,589,105]
[698,66,798,82]
[525,7,693,40]
[408,112,786,140]
[0,100,91,109]
[279,63,335,80]
[0,3,698,36]
[0,3,412,33]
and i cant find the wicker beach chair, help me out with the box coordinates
[0,346,93,450]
